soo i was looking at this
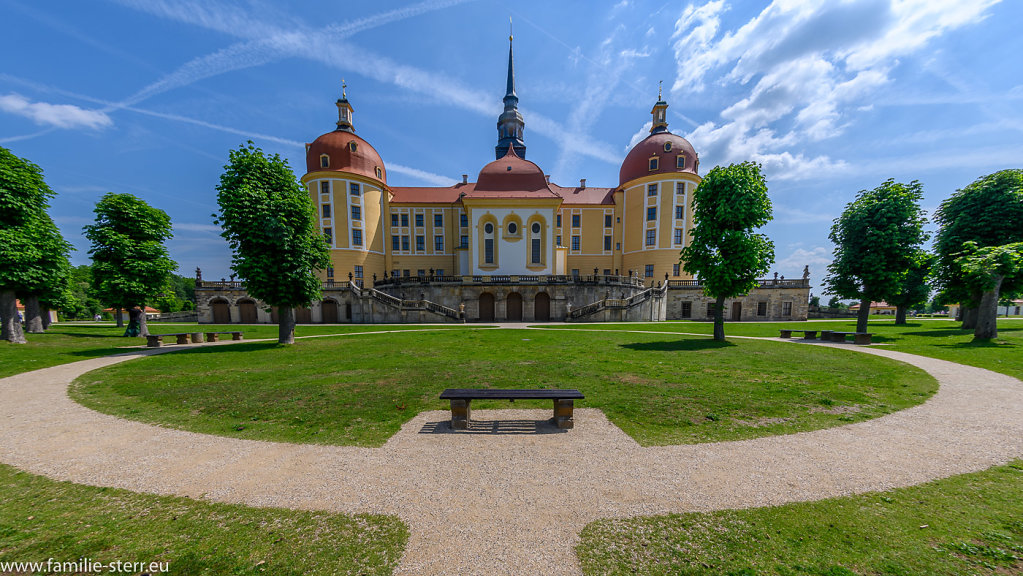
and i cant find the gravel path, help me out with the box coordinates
[1,329,1022,575]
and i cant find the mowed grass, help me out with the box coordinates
[577,461,1023,576]
[539,319,1023,380]
[0,463,406,576]
[71,328,935,447]
[0,323,472,379]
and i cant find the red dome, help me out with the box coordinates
[475,146,550,192]
[306,130,386,185]
[619,132,698,187]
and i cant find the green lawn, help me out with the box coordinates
[578,461,1023,576]
[71,328,935,447]
[0,463,406,576]
[0,323,472,379]
[538,319,1023,379]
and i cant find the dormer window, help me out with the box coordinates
[320,155,329,168]
[677,155,685,169]
[649,156,659,171]
[349,141,357,152]
[375,166,382,178]
[663,142,672,152]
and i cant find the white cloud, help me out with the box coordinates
[775,246,832,279]
[388,163,457,187]
[625,121,652,151]
[0,93,112,130]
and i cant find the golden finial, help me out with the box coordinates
[341,78,347,99]
[509,17,513,42]
[658,80,662,100]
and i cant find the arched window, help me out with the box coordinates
[530,221,542,265]
[484,222,495,264]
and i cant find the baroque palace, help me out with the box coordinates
[196,39,809,324]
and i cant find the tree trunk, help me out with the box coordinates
[895,304,908,325]
[974,276,1003,340]
[961,306,978,330]
[712,295,726,341]
[137,306,150,337]
[115,307,124,328]
[41,309,52,329]
[1,290,27,344]
[125,307,145,337]
[278,306,296,344]
[23,295,45,333]
[856,297,871,333]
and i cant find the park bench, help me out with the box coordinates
[827,331,874,345]
[439,388,585,430]
[778,329,819,340]
[145,332,202,347]
[204,331,244,342]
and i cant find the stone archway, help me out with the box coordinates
[321,300,339,323]
[478,293,495,322]
[534,292,551,321]
[506,292,523,322]
[210,298,231,324]
[237,299,258,324]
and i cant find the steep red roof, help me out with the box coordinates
[468,146,559,199]
[552,184,615,205]
[389,183,471,204]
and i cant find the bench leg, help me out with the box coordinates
[175,334,190,345]
[779,330,792,338]
[450,399,471,430]
[191,332,205,343]
[232,332,243,341]
[554,399,574,429]
[854,334,872,345]
[803,331,818,340]
[146,337,162,348]
[206,333,219,342]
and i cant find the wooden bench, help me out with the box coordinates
[204,331,244,342]
[778,329,819,340]
[827,331,874,345]
[146,332,195,347]
[439,388,585,430]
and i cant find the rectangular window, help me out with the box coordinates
[571,214,580,228]
[415,235,425,252]
[648,183,658,196]
[352,229,362,246]
[320,181,329,195]
[571,235,580,251]
[415,214,424,227]
[401,214,409,227]
[677,155,685,169]
[681,301,692,318]
[603,269,611,276]
[354,265,363,279]
[556,214,562,228]
[436,269,444,276]
[434,235,444,252]
[673,228,683,245]
[556,235,562,246]
[401,236,410,251]
[531,238,541,264]
[484,238,494,263]
[604,214,612,228]
[571,269,580,277]
[320,156,329,168]
[417,269,426,277]
[460,235,469,248]
[673,263,680,276]
[392,235,400,251]
[322,203,331,218]
[604,235,612,251]
[675,206,684,220]
[434,213,443,228]
[649,157,659,170]
[707,302,716,317]
[676,182,685,195]
[757,301,768,316]
[323,227,332,245]
[392,269,399,278]
[351,206,361,221]
[403,269,410,277]
[350,182,360,196]
[647,207,657,221]
[460,213,468,228]
[645,229,656,246]
[645,264,654,278]
[783,302,793,316]
[391,214,398,227]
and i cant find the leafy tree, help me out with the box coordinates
[933,169,1023,330]
[84,193,177,337]
[214,142,329,344]
[887,250,933,325]
[954,242,1023,339]
[0,147,68,343]
[680,161,774,341]
[809,295,820,307]
[824,179,928,333]
[22,211,73,332]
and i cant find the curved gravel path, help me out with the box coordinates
[1,329,1022,575]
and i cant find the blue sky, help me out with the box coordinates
[2,0,1020,296]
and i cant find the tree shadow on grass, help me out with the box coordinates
[932,339,1019,350]
[620,338,736,352]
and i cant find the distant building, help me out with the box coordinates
[196,37,809,324]
[848,301,898,315]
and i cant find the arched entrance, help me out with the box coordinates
[295,306,312,324]
[506,292,523,322]
[478,293,495,322]
[238,299,258,324]
[321,300,339,323]
[210,299,230,324]
[534,292,551,321]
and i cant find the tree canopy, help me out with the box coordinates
[680,161,774,341]
[824,179,928,333]
[886,250,933,325]
[84,193,176,337]
[214,142,329,344]
[954,241,1023,339]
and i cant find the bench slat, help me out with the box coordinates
[440,388,584,400]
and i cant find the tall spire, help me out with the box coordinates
[495,23,526,159]
[335,79,354,133]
